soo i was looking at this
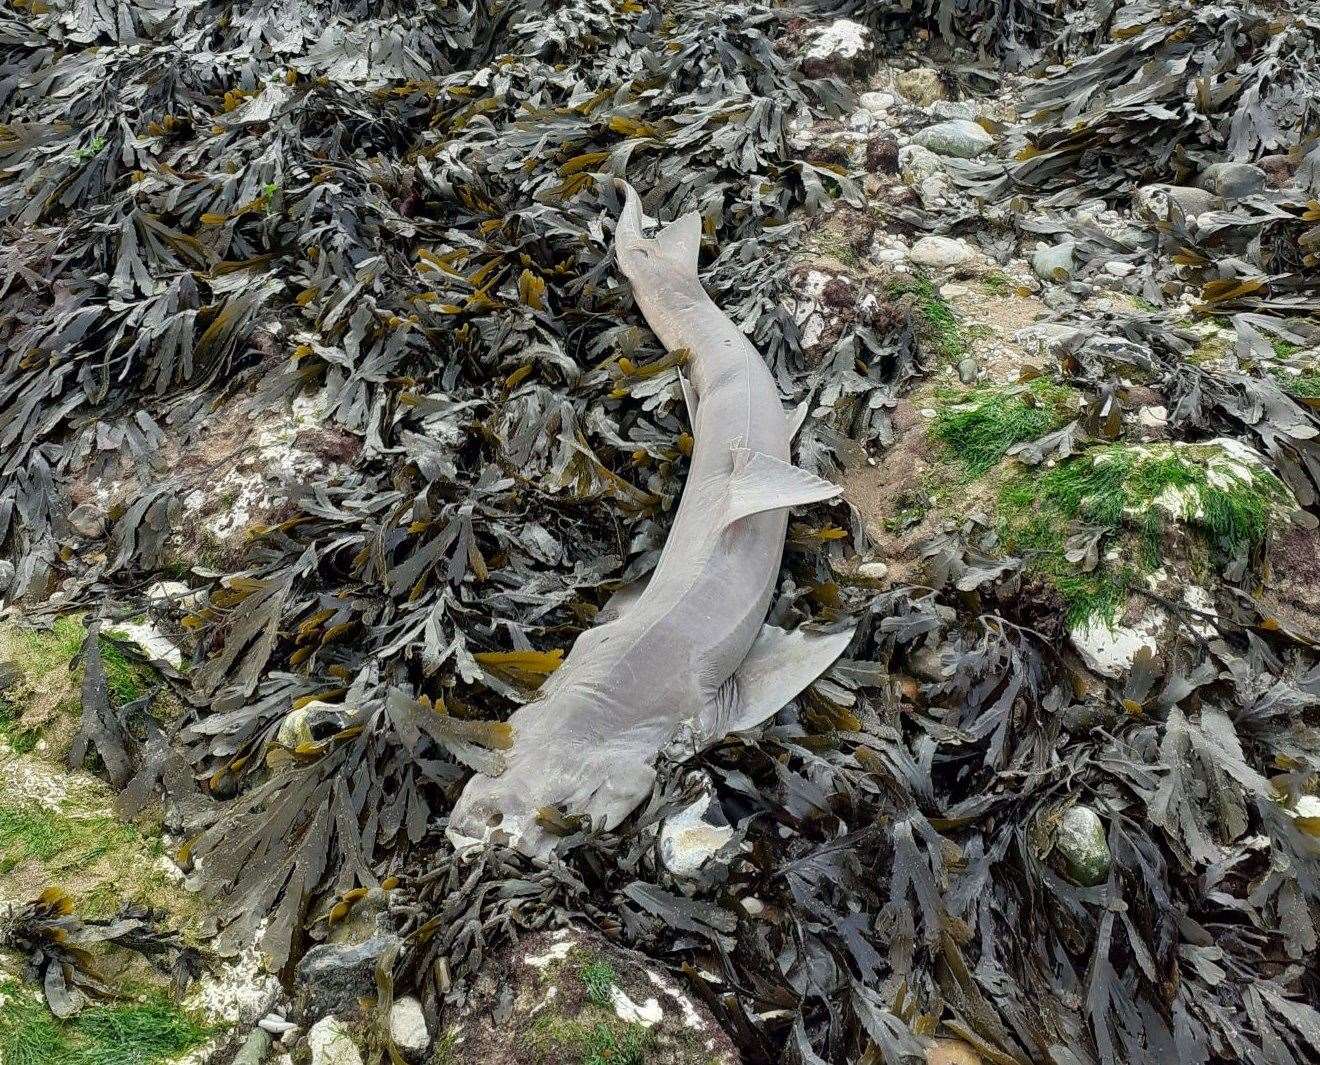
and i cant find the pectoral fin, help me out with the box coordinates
[724,448,840,527]
[723,623,855,735]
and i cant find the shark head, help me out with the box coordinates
[612,178,703,293]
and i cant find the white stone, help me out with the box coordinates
[859,91,894,113]
[185,939,282,1025]
[804,20,869,64]
[389,997,430,1054]
[524,936,575,969]
[1014,322,1080,355]
[739,897,765,916]
[308,1017,364,1065]
[1070,610,1166,679]
[898,144,942,184]
[659,793,733,877]
[909,235,976,270]
[1032,241,1075,281]
[108,620,183,669]
[858,561,889,580]
[1137,405,1168,428]
[1103,261,1136,277]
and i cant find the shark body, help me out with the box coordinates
[448,181,854,857]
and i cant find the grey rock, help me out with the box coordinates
[898,144,942,185]
[858,90,894,113]
[911,119,994,159]
[389,996,430,1056]
[1056,805,1111,886]
[1133,184,1219,221]
[233,1027,274,1065]
[908,644,946,684]
[895,67,945,107]
[308,1017,364,1065]
[295,934,401,1021]
[1013,323,1082,357]
[929,99,976,121]
[1032,241,1075,281]
[801,19,871,79]
[957,357,979,384]
[1199,161,1267,199]
[909,235,976,270]
[67,502,106,539]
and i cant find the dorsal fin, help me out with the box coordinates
[724,448,840,527]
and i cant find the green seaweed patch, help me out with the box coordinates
[998,441,1291,624]
[1275,368,1320,400]
[1,616,153,721]
[580,960,617,1007]
[0,980,210,1065]
[932,379,1076,477]
[530,1010,653,1065]
[888,273,967,363]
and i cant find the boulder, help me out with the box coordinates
[444,927,738,1064]
[895,67,945,107]
[389,996,431,1057]
[1199,161,1267,199]
[928,100,977,121]
[1133,184,1219,221]
[898,144,942,185]
[911,119,994,159]
[909,235,976,270]
[295,933,401,1021]
[801,20,871,79]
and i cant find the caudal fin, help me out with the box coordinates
[614,178,702,279]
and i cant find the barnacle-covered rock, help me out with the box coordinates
[1056,805,1111,886]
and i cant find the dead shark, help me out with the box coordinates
[448,180,854,857]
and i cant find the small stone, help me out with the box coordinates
[866,134,900,175]
[659,792,733,877]
[1103,261,1136,277]
[108,621,183,669]
[1014,322,1081,355]
[1133,184,1219,221]
[898,143,942,185]
[259,1015,299,1036]
[389,997,430,1055]
[1199,161,1267,199]
[1056,805,1111,886]
[67,503,106,539]
[909,235,976,270]
[847,109,874,132]
[908,644,945,684]
[927,1039,983,1065]
[858,561,889,581]
[859,90,894,113]
[277,700,350,749]
[911,119,994,159]
[1032,241,1075,281]
[1138,405,1168,428]
[233,1027,274,1065]
[307,1017,364,1065]
[895,67,945,107]
[739,896,765,916]
[801,20,871,79]
[956,357,978,384]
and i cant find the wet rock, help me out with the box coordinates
[308,1017,364,1065]
[389,996,430,1056]
[1133,184,1219,221]
[858,560,889,581]
[1071,608,1166,679]
[1032,241,1075,281]
[898,143,942,185]
[1102,261,1136,278]
[276,699,351,748]
[927,1039,983,1065]
[895,67,945,107]
[296,934,401,1021]
[1056,805,1111,886]
[1199,161,1267,199]
[447,928,738,1064]
[911,119,994,159]
[957,357,979,384]
[801,20,871,79]
[233,1027,274,1065]
[909,235,976,270]
[67,503,107,539]
[659,791,733,877]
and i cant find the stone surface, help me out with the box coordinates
[389,996,431,1055]
[444,928,738,1064]
[1133,184,1219,221]
[927,1039,984,1065]
[898,144,942,184]
[911,119,994,159]
[659,792,734,877]
[276,699,351,749]
[909,235,976,270]
[928,100,976,121]
[296,934,401,1021]
[858,561,889,581]
[859,90,894,113]
[67,502,106,538]
[1014,322,1083,355]
[1032,241,1075,281]
[308,1017,364,1065]
[233,1027,274,1065]
[957,357,979,384]
[1071,609,1165,679]
[802,19,871,79]
[1056,805,1111,886]
[895,67,945,107]
[1200,161,1267,199]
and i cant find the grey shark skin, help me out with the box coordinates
[448,180,854,857]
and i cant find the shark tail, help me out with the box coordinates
[614,178,702,279]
